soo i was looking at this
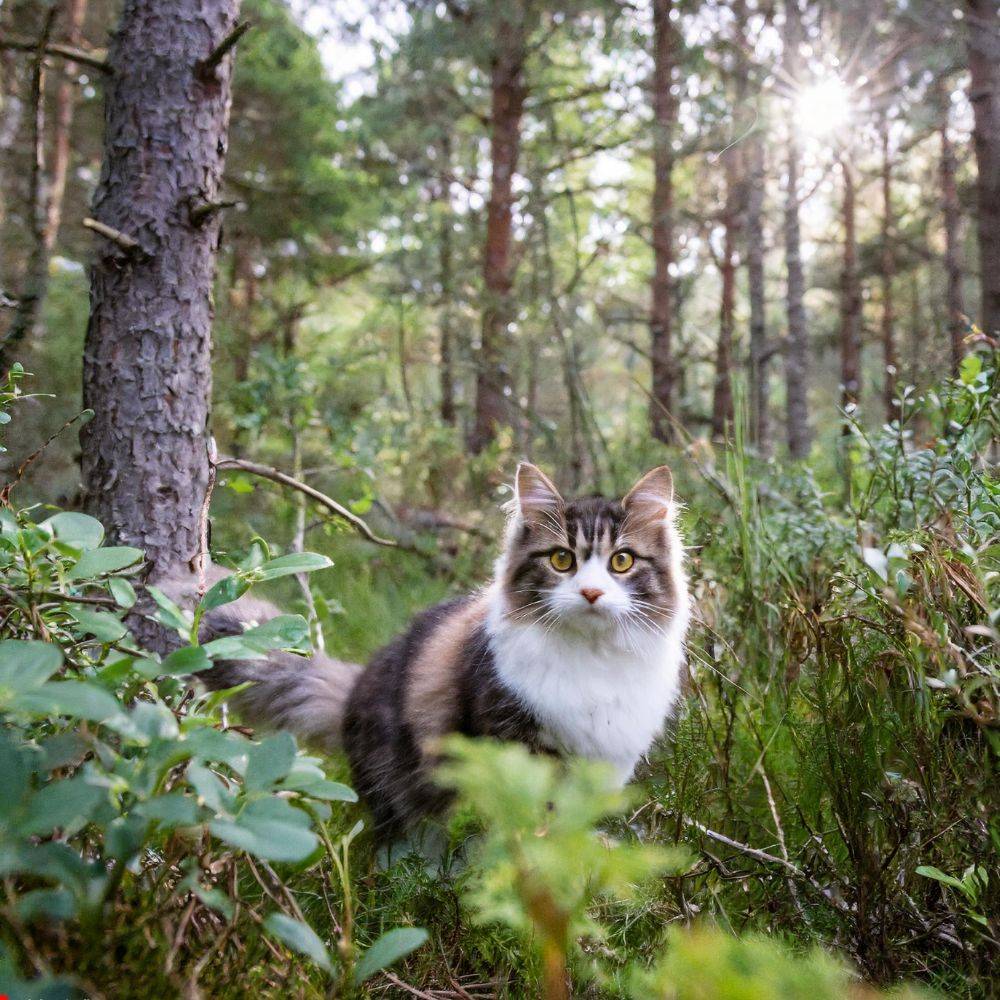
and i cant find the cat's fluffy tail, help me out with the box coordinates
[161,569,362,753]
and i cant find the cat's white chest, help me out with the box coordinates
[487,615,685,782]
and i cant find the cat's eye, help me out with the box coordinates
[610,550,635,573]
[549,549,574,572]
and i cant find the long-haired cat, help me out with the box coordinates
[189,463,690,840]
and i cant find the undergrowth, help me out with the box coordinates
[0,354,997,998]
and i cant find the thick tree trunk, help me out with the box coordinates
[469,8,525,453]
[839,158,862,418]
[966,0,1000,335]
[880,117,898,423]
[81,0,239,588]
[45,0,88,252]
[939,94,966,371]
[649,0,677,443]
[782,0,810,459]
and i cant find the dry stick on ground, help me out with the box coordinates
[214,456,399,549]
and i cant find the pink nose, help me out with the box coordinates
[580,588,604,605]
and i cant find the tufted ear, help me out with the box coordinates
[514,462,564,523]
[622,466,675,526]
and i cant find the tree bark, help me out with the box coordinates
[782,0,810,459]
[469,6,526,453]
[649,0,678,443]
[939,90,966,371]
[966,0,1000,335]
[839,157,862,419]
[711,192,738,440]
[437,141,457,426]
[81,0,240,590]
[746,135,768,453]
[879,115,898,423]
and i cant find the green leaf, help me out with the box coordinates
[204,614,309,659]
[137,793,200,828]
[108,577,137,609]
[20,775,105,837]
[68,545,144,579]
[71,608,127,643]
[959,352,982,385]
[354,927,429,985]
[916,865,971,896]
[264,913,332,972]
[258,552,332,581]
[41,512,105,550]
[15,887,77,923]
[245,732,297,792]
[160,645,213,676]
[281,776,357,802]
[147,586,192,633]
[190,883,234,920]
[12,680,122,722]
[209,798,317,862]
[0,640,63,693]
[199,573,250,612]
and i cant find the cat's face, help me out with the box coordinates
[497,463,686,645]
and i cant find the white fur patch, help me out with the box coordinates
[485,580,690,784]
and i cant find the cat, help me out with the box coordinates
[186,462,691,841]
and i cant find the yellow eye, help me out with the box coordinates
[610,551,635,573]
[550,549,574,572]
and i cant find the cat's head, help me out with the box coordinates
[494,463,688,645]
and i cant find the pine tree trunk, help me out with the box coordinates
[939,93,966,371]
[966,0,1000,335]
[880,117,898,423]
[711,194,738,441]
[469,9,525,453]
[782,0,810,459]
[81,0,239,590]
[649,0,677,443]
[746,136,768,453]
[839,158,862,417]
[437,143,457,426]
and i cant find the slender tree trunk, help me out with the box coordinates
[839,158,862,418]
[649,0,677,443]
[711,196,738,440]
[437,143,457,426]
[880,116,898,423]
[782,0,810,458]
[81,0,240,591]
[746,136,768,453]
[45,0,88,251]
[939,91,967,371]
[2,8,55,366]
[469,7,525,453]
[966,0,1000,334]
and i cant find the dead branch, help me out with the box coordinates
[189,198,238,226]
[83,216,142,254]
[215,456,399,548]
[0,34,110,73]
[196,20,251,80]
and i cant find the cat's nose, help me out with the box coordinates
[580,588,604,605]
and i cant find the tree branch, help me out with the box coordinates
[83,216,142,254]
[0,34,110,74]
[214,456,400,548]
[196,20,252,81]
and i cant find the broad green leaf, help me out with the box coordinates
[264,913,332,971]
[70,608,127,643]
[188,763,235,814]
[916,865,970,896]
[199,573,250,612]
[0,640,63,693]
[108,577,137,609]
[41,512,104,550]
[14,887,77,923]
[137,793,200,828]
[68,545,144,579]
[20,775,105,837]
[160,645,213,676]
[959,352,982,385]
[204,614,309,659]
[258,552,332,581]
[245,732,297,792]
[281,776,357,803]
[209,798,317,862]
[191,883,234,920]
[353,927,429,985]
[12,680,122,722]
[147,586,192,633]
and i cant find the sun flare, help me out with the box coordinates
[795,76,853,137]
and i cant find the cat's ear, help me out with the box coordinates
[623,466,675,526]
[515,462,563,522]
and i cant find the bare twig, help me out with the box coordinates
[0,33,109,73]
[215,456,399,548]
[196,20,251,80]
[0,408,93,505]
[83,216,142,254]
[189,198,238,226]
